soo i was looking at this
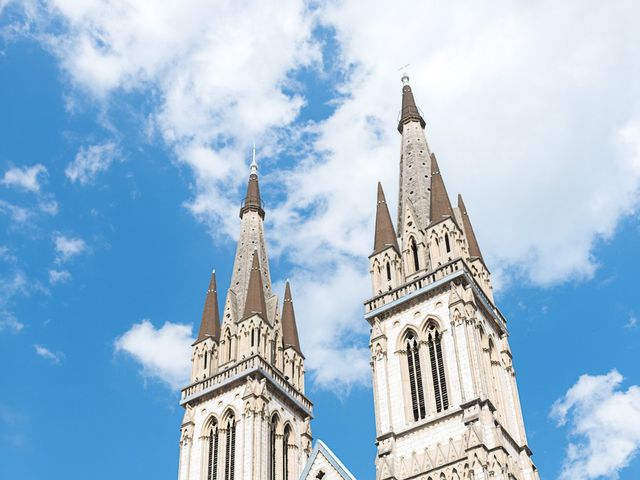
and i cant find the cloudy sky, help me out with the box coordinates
[1,1,640,478]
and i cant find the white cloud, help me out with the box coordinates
[0,272,27,333]
[65,142,118,185]
[48,269,71,285]
[38,200,58,215]
[53,234,87,263]
[114,320,193,390]
[626,314,638,330]
[0,200,31,223]
[33,344,63,364]
[1,164,47,192]
[551,370,640,479]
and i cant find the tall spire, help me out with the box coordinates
[458,194,484,260]
[242,251,268,320]
[196,271,221,342]
[429,153,455,224]
[281,281,302,355]
[240,147,264,219]
[373,182,400,255]
[398,74,426,133]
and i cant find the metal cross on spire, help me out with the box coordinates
[250,143,258,175]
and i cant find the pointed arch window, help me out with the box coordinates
[269,416,278,480]
[204,351,208,370]
[224,414,236,480]
[405,332,426,421]
[207,421,219,480]
[224,329,232,363]
[410,238,420,272]
[427,326,449,412]
[445,233,451,253]
[283,425,291,480]
[386,262,392,282]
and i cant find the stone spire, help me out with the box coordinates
[429,153,455,224]
[396,75,433,234]
[458,194,484,260]
[373,182,400,255]
[240,145,264,219]
[398,74,426,133]
[281,281,302,355]
[196,270,221,342]
[242,251,268,320]
[227,151,273,318]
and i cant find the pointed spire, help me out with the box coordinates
[242,251,268,320]
[373,182,400,255]
[281,281,302,355]
[196,270,221,342]
[397,74,426,133]
[429,153,456,224]
[240,147,264,219]
[458,194,484,260]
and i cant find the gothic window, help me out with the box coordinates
[410,238,420,272]
[204,351,208,370]
[207,421,219,480]
[224,414,236,480]
[283,425,291,480]
[445,233,451,253]
[386,262,392,281]
[405,332,426,421]
[271,337,277,365]
[251,328,255,348]
[269,416,278,480]
[224,329,232,363]
[427,325,449,412]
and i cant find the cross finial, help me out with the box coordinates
[398,63,411,86]
[250,143,258,175]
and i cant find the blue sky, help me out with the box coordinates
[1,1,640,479]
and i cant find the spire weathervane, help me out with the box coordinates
[398,63,411,85]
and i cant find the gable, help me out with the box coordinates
[299,440,357,480]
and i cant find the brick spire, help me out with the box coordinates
[397,74,426,133]
[373,182,400,255]
[242,251,268,320]
[429,153,455,224]
[458,194,484,260]
[196,271,221,342]
[281,281,302,355]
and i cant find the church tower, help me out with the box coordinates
[366,76,538,480]
[178,150,313,480]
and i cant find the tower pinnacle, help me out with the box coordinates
[429,153,455,225]
[195,270,221,342]
[373,182,399,255]
[281,281,302,355]
[242,251,268,320]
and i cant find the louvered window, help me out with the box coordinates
[406,333,426,421]
[224,415,235,480]
[428,328,449,412]
[283,426,291,480]
[207,423,219,480]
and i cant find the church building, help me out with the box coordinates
[176,76,539,480]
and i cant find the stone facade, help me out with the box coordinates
[366,76,538,480]
[178,77,538,480]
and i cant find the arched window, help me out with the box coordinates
[251,328,255,348]
[204,351,208,370]
[207,421,219,480]
[410,238,420,272]
[406,332,426,421]
[283,425,291,480]
[271,337,277,365]
[427,326,449,412]
[269,416,278,480]
[386,262,392,281]
[445,233,451,253]
[224,329,232,363]
[224,414,235,480]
